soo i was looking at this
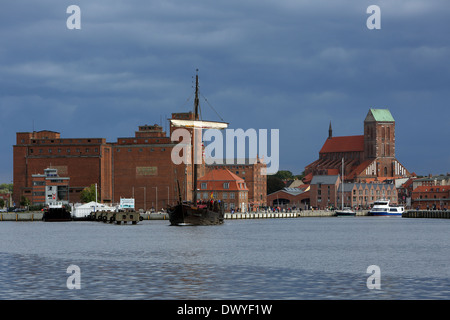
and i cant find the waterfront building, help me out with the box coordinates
[13,130,113,205]
[112,122,192,211]
[12,113,197,210]
[31,168,70,206]
[309,175,341,209]
[411,185,449,210]
[206,157,267,210]
[304,108,411,184]
[412,174,450,189]
[266,186,310,209]
[308,174,398,209]
[197,168,249,212]
[337,181,397,209]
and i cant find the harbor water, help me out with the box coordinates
[0,217,449,300]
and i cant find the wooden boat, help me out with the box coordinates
[168,71,227,226]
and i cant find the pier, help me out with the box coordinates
[402,210,450,219]
[0,210,370,221]
[6,210,450,221]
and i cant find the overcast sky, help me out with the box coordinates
[1,0,449,182]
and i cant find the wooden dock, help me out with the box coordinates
[402,210,450,219]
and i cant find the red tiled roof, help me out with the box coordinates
[198,168,248,191]
[327,169,339,175]
[319,135,364,154]
[302,172,314,184]
[412,186,448,193]
[347,159,374,179]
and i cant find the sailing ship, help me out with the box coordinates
[168,72,228,226]
[335,158,356,216]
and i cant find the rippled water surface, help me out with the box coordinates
[1,217,449,299]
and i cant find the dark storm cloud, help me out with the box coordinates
[0,0,449,182]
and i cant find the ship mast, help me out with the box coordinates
[341,158,344,210]
[192,71,200,204]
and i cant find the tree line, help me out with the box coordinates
[267,170,305,195]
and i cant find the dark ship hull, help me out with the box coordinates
[168,202,224,226]
[43,207,72,222]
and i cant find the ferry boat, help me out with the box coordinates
[42,202,72,222]
[368,199,404,216]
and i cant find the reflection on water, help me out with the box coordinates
[0,218,449,299]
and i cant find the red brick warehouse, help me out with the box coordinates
[13,113,196,210]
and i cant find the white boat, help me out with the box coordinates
[368,199,404,216]
[336,158,356,216]
[335,207,356,216]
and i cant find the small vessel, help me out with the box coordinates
[168,71,227,226]
[336,207,356,216]
[42,202,72,222]
[368,199,404,216]
[335,158,356,216]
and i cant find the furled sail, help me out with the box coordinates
[170,119,228,129]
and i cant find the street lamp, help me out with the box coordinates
[167,186,170,207]
[139,187,146,212]
[153,186,157,212]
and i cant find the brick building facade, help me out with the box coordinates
[13,130,112,206]
[304,109,411,184]
[337,182,397,209]
[206,157,267,210]
[112,123,191,211]
[13,113,199,210]
[31,168,70,206]
[309,175,341,209]
[309,175,398,209]
[197,168,248,212]
[411,185,449,210]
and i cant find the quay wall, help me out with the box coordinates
[0,212,44,221]
[140,213,169,220]
[403,210,450,219]
[225,210,369,219]
[0,210,372,221]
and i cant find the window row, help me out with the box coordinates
[30,148,99,154]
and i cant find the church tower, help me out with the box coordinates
[328,121,332,139]
[364,109,395,159]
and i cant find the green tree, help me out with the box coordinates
[0,199,4,208]
[267,175,285,194]
[80,184,100,203]
[274,170,294,180]
[20,196,30,208]
[294,171,305,181]
[0,183,13,193]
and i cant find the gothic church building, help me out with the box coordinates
[304,109,411,184]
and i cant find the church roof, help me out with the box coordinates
[319,135,364,153]
[365,108,395,122]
